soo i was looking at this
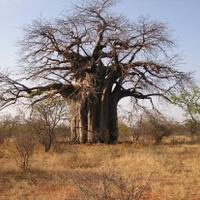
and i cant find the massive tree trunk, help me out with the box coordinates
[69,75,123,144]
[69,90,123,144]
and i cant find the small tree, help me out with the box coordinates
[28,98,68,152]
[15,132,36,171]
[172,86,200,135]
[172,86,200,123]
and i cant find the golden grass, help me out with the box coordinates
[1,139,200,199]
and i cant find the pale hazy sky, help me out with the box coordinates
[0,0,200,120]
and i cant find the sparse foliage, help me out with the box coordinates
[118,121,133,142]
[133,112,174,144]
[183,119,200,136]
[0,114,20,138]
[27,98,68,152]
[15,132,36,170]
[71,169,153,200]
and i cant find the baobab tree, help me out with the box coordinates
[0,0,189,144]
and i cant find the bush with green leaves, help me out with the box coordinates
[172,86,200,124]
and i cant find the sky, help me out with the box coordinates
[0,0,200,120]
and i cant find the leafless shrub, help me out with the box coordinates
[70,169,153,200]
[118,121,133,142]
[15,132,36,171]
[133,112,174,145]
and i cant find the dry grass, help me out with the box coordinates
[0,138,200,200]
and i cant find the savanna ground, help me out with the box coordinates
[1,136,200,200]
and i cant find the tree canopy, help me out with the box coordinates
[172,86,200,124]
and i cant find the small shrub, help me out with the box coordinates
[15,132,36,171]
[184,119,200,136]
[133,112,174,145]
[118,121,133,142]
[70,169,153,200]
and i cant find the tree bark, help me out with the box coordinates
[87,101,100,143]
[70,78,124,144]
[107,84,123,144]
[70,115,79,143]
[45,129,53,152]
[108,101,118,144]
[99,88,110,143]
[70,102,81,143]
[79,102,88,143]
